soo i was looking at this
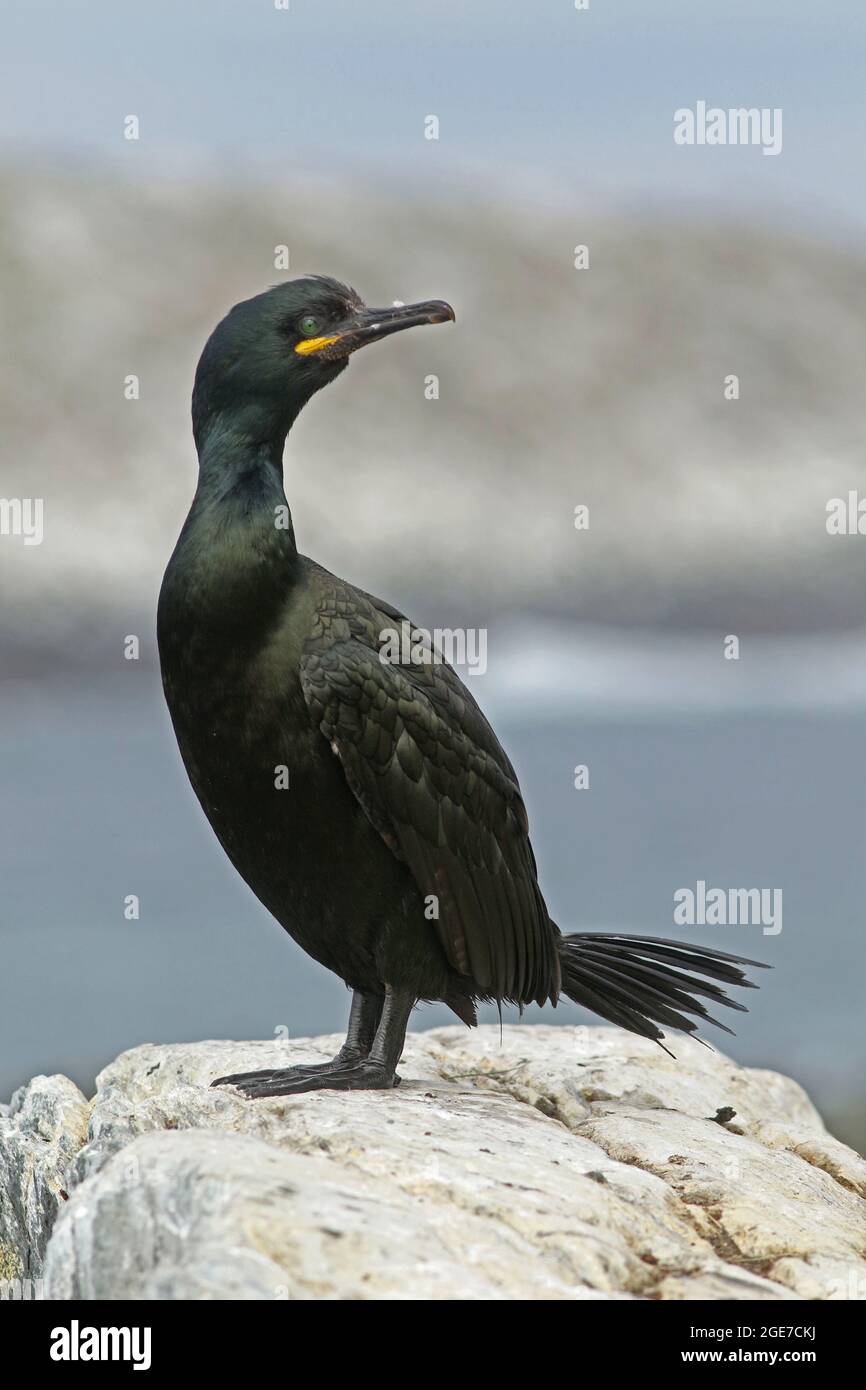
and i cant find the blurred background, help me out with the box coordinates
[1,1,864,1149]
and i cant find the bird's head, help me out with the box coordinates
[192,275,455,452]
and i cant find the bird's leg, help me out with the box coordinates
[213,987,414,1097]
[210,989,383,1092]
[332,988,385,1063]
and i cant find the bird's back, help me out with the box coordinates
[297,564,561,1004]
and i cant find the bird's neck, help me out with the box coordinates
[161,422,303,642]
[193,424,297,556]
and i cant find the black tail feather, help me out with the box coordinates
[573,941,749,1015]
[574,954,737,1036]
[557,931,768,1048]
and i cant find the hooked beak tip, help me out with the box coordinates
[428,300,456,325]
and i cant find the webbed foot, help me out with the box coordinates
[212,1058,400,1097]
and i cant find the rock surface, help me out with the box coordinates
[2,1026,865,1300]
[0,1073,89,1287]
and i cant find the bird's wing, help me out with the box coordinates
[299,581,558,1004]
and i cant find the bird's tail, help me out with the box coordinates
[556,932,768,1052]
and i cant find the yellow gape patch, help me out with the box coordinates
[294,335,340,356]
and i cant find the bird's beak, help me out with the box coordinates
[295,300,455,359]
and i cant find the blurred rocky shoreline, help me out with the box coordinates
[3,161,866,679]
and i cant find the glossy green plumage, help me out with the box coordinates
[159,276,766,1095]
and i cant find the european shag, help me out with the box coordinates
[157,275,766,1096]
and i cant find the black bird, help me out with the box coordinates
[157,275,766,1097]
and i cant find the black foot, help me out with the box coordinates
[212,1054,349,1090]
[212,1059,400,1098]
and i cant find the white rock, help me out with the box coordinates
[2,1027,863,1300]
[0,1074,89,1286]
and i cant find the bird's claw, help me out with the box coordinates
[211,1061,400,1097]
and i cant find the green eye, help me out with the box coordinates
[300,316,320,337]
